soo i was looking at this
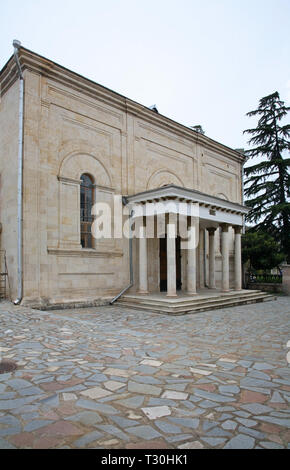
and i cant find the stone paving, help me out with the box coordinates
[0,297,289,450]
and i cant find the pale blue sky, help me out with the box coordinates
[1,0,289,150]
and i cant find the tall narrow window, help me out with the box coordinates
[80,174,94,248]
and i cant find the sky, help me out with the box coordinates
[1,0,289,152]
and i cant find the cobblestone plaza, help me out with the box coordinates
[0,297,289,449]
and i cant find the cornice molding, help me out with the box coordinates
[47,247,123,258]
[0,47,246,165]
[125,184,249,215]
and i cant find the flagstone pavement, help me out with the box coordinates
[0,297,289,450]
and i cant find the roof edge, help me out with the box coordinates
[0,46,246,164]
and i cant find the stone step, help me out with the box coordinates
[119,290,271,309]
[117,292,276,315]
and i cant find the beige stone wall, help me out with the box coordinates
[1,59,243,306]
[20,70,128,306]
[282,265,290,295]
[0,80,19,299]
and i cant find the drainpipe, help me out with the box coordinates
[204,229,208,287]
[110,202,134,304]
[241,163,245,234]
[13,40,24,305]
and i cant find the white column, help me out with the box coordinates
[199,227,205,288]
[234,226,242,291]
[221,224,230,292]
[187,224,197,295]
[138,218,148,294]
[207,227,216,289]
[166,219,177,297]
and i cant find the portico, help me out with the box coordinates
[125,184,248,298]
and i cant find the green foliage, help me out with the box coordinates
[243,91,290,262]
[242,230,285,271]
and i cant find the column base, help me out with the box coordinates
[222,289,230,293]
[166,293,177,297]
[187,291,197,295]
[138,290,149,295]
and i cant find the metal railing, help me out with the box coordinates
[246,272,282,285]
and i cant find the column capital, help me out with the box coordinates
[233,225,242,234]
[220,223,230,232]
[207,227,217,236]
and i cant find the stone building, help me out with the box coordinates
[0,44,258,311]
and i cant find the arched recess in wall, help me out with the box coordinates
[58,139,112,187]
[146,169,185,190]
[57,146,113,249]
[59,153,112,187]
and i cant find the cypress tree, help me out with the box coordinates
[243,91,290,262]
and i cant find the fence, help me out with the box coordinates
[0,250,8,299]
[246,272,282,285]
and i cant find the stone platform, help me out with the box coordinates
[117,289,276,315]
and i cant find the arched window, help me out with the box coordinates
[80,174,94,248]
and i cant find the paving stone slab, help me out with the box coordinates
[252,362,275,370]
[193,390,235,403]
[240,403,273,415]
[117,396,145,409]
[6,379,32,390]
[161,391,188,400]
[74,431,104,448]
[141,406,171,420]
[128,382,161,396]
[178,441,204,449]
[0,437,16,449]
[80,386,112,400]
[19,386,44,396]
[24,420,53,432]
[260,441,285,449]
[125,425,162,440]
[237,426,265,439]
[218,385,240,394]
[155,420,182,434]
[224,434,255,449]
[65,411,103,425]
[202,438,227,447]
[76,399,119,415]
[39,394,59,408]
[202,420,219,431]
[168,417,199,430]
[222,420,238,430]
[236,417,258,428]
[165,434,194,443]
[270,391,285,404]
[104,381,127,391]
[96,425,130,442]
[0,397,39,410]
[204,427,232,438]
[254,415,290,428]
[110,416,140,428]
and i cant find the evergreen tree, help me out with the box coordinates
[242,230,284,271]
[243,91,290,262]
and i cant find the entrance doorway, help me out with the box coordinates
[159,236,182,292]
